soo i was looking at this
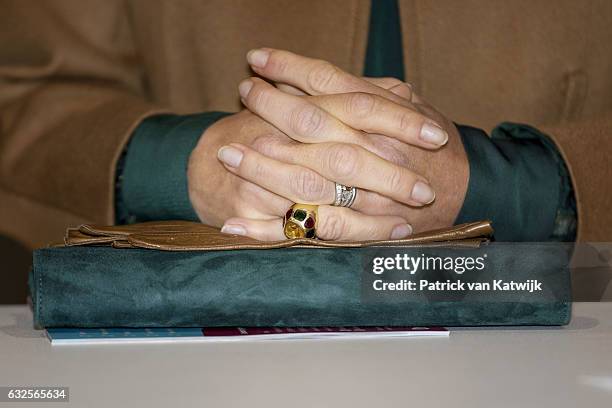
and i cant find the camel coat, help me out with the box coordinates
[1,0,611,248]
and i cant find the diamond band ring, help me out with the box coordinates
[333,183,357,208]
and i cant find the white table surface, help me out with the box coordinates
[0,303,611,408]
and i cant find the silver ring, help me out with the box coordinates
[333,183,357,208]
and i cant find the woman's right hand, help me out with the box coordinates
[188,109,415,241]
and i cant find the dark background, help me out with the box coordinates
[1,235,31,304]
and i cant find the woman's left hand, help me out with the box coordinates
[216,49,468,240]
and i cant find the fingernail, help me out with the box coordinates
[247,49,270,68]
[238,80,253,99]
[217,146,244,168]
[420,123,448,146]
[411,181,435,204]
[391,224,413,239]
[221,224,247,236]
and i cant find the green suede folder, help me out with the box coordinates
[30,242,572,328]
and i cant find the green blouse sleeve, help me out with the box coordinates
[455,123,577,242]
[115,112,232,224]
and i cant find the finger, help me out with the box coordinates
[362,77,413,101]
[260,141,436,207]
[349,189,411,217]
[387,82,414,100]
[239,77,368,145]
[411,92,424,103]
[246,48,410,107]
[217,143,336,205]
[317,205,412,240]
[365,81,434,128]
[221,206,412,241]
[249,137,415,217]
[242,77,446,149]
[246,77,444,149]
[411,92,430,107]
[275,82,306,95]
[362,76,403,89]
[278,76,414,103]
[309,92,448,148]
[232,178,293,219]
[221,217,286,241]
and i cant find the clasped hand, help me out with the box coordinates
[188,49,468,241]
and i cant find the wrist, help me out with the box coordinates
[119,112,232,223]
[187,113,236,226]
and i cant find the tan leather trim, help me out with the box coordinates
[77,220,202,237]
[64,228,118,246]
[64,220,493,251]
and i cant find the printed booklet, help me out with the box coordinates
[46,326,449,345]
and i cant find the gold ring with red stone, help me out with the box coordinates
[283,204,318,239]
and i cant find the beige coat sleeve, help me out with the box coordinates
[541,112,612,241]
[0,0,165,228]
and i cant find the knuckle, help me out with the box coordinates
[325,144,362,179]
[346,92,377,116]
[290,169,327,202]
[318,211,347,240]
[307,61,342,92]
[395,111,414,132]
[386,168,407,192]
[290,105,325,136]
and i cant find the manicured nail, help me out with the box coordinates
[221,224,247,236]
[238,80,253,99]
[411,181,435,204]
[217,146,244,168]
[420,123,448,146]
[391,224,413,239]
[247,49,270,68]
